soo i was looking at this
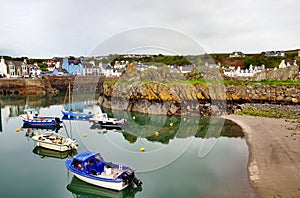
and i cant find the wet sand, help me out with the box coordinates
[222,115,300,198]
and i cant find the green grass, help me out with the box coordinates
[103,79,118,86]
[236,109,299,119]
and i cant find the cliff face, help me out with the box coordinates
[0,76,108,96]
[0,78,57,95]
[98,81,300,116]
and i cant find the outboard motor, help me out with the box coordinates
[55,117,61,124]
[122,169,143,187]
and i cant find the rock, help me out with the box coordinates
[99,80,300,115]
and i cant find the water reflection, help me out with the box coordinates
[89,112,244,145]
[32,146,77,159]
[0,94,96,121]
[22,123,62,132]
[67,176,141,198]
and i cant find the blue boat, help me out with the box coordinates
[65,151,142,191]
[20,109,61,126]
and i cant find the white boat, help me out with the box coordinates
[32,132,78,152]
[90,112,126,129]
[66,151,142,191]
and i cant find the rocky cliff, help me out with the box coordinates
[98,81,300,116]
[0,76,109,96]
[0,78,56,95]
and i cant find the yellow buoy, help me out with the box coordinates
[15,128,20,132]
[140,147,145,152]
[83,133,87,137]
[169,122,173,127]
[155,132,159,137]
[35,132,39,136]
[132,116,136,120]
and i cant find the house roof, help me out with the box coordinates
[7,61,23,67]
[103,64,113,70]
[28,64,40,69]
[68,59,82,65]
[83,62,94,68]
[230,51,244,55]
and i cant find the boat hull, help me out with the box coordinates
[93,121,123,129]
[90,118,124,129]
[22,118,60,126]
[73,172,127,191]
[35,141,72,152]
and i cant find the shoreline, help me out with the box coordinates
[222,114,300,198]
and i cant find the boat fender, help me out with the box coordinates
[113,173,118,178]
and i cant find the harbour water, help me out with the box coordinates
[0,96,255,197]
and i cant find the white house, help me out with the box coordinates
[229,51,245,57]
[99,63,122,77]
[179,65,194,73]
[265,51,285,57]
[28,64,41,77]
[222,64,266,77]
[278,60,287,68]
[0,57,8,77]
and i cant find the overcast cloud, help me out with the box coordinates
[0,0,299,57]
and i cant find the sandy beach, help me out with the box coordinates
[223,115,300,198]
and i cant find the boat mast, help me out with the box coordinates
[68,82,71,112]
[69,82,72,139]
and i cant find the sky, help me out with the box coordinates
[0,0,299,58]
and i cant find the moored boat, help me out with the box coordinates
[32,132,78,152]
[20,109,61,126]
[89,112,126,129]
[65,151,142,191]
